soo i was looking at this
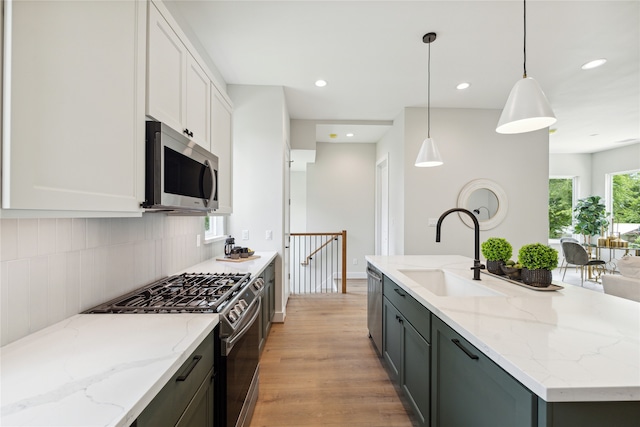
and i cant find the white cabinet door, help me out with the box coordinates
[146,2,210,151]
[146,1,185,135]
[210,87,233,214]
[185,56,211,151]
[2,0,145,213]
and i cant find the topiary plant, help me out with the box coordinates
[481,237,513,262]
[518,243,558,270]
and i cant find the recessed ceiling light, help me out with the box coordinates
[329,133,337,139]
[315,80,327,87]
[346,133,354,137]
[456,82,470,90]
[581,58,607,70]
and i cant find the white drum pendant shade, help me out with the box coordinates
[415,137,443,167]
[496,77,557,134]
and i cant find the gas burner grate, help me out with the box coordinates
[84,272,251,314]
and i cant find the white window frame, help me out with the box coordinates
[204,215,227,243]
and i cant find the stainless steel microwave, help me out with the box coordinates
[143,121,218,212]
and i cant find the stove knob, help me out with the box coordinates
[232,306,242,317]
[253,278,264,290]
[238,299,248,309]
[228,312,238,323]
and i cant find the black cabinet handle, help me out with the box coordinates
[393,288,406,297]
[452,339,479,360]
[176,355,202,381]
[395,314,404,324]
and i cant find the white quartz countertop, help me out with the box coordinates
[366,255,640,403]
[0,313,218,427]
[0,251,277,427]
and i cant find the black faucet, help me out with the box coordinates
[435,208,485,280]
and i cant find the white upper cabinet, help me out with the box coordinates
[147,3,210,151]
[211,87,233,214]
[1,0,146,213]
[185,56,211,150]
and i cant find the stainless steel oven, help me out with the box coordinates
[218,290,261,427]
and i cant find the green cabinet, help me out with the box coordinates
[259,260,276,353]
[431,316,535,427]
[135,330,215,427]
[382,277,430,427]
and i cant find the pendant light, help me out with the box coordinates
[415,32,443,167]
[496,0,556,134]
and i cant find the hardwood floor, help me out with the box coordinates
[250,280,418,427]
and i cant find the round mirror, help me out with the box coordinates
[457,179,508,230]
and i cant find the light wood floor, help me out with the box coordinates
[250,280,418,427]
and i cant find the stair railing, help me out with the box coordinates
[290,230,347,294]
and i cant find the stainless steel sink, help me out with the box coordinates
[397,269,504,297]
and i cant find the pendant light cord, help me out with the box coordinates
[523,0,527,78]
[427,38,431,138]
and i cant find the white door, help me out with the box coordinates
[283,146,291,302]
[376,156,390,255]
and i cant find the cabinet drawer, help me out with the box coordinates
[136,331,214,427]
[383,276,431,342]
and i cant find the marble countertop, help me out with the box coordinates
[0,314,218,427]
[0,251,277,427]
[366,255,640,402]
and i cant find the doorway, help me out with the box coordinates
[376,154,389,255]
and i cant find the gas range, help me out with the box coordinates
[84,272,260,316]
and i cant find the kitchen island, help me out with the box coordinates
[0,251,277,427]
[367,255,640,426]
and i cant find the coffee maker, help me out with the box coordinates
[224,235,235,257]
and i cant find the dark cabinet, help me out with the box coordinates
[382,277,430,427]
[431,316,535,427]
[259,260,276,353]
[135,329,215,427]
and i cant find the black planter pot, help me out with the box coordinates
[521,268,553,287]
[486,260,505,275]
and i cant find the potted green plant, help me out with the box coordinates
[518,243,558,287]
[481,237,513,275]
[573,196,610,245]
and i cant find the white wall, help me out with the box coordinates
[376,112,405,255]
[549,153,592,199]
[591,143,640,197]
[228,84,288,320]
[550,143,640,201]
[290,171,307,232]
[403,107,549,258]
[0,215,220,346]
[306,142,376,276]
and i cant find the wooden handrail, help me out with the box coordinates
[293,230,347,293]
[301,234,339,266]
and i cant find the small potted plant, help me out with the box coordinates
[481,237,513,275]
[518,243,558,287]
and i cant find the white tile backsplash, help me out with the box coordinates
[29,256,49,332]
[1,219,18,261]
[6,260,30,344]
[38,219,57,256]
[55,219,72,253]
[0,214,219,346]
[18,219,38,259]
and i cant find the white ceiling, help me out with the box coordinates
[165,0,640,154]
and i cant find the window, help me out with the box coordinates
[609,170,640,245]
[204,215,226,241]
[548,177,575,239]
